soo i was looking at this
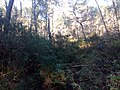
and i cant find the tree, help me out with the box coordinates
[4,0,14,32]
[95,0,109,34]
[87,7,98,35]
[20,0,22,17]
[73,0,88,41]
[112,0,119,32]
[32,0,37,33]
[0,8,3,31]
[36,0,58,40]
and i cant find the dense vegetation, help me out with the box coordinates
[0,0,120,90]
[0,30,120,90]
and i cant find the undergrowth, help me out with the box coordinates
[0,31,120,90]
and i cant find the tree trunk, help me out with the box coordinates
[20,1,22,17]
[32,0,37,33]
[73,10,87,41]
[95,0,109,34]
[46,12,52,41]
[4,0,14,32]
[5,0,7,10]
[47,17,52,41]
[112,0,119,32]
[79,22,87,41]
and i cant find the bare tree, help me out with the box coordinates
[32,0,37,33]
[73,0,88,41]
[95,0,109,34]
[4,0,14,32]
[0,8,3,31]
[47,17,52,41]
[45,0,53,41]
[20,1,22,17]
[112,0,119,32]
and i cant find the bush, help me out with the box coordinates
[0,31,57,89]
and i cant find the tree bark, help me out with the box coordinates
[4,0,14,32]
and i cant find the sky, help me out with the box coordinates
[0,0,112,8]
[53,0,112,17]
[88,0,112,7]
[0,0,31,8]
[0,0,112,19]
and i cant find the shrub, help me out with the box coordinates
[0,31,57,89]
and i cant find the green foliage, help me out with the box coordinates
[0,31,120,90]
[0,31,57,89]
[55,34,80,63]
[14,73,45,90]
[88,34,100,42]
[54,34,120,90]
[107,74,120,90]
[0,31,57,70]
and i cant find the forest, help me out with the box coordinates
[0,0,120,90]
